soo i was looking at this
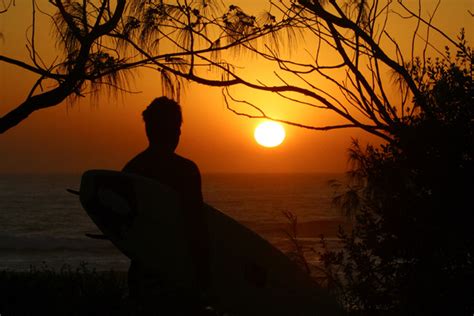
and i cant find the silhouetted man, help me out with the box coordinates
[123,97,210,308]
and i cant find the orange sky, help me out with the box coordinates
[0,0,472,174]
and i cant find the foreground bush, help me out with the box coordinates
[0,263,129,316]
[321,43,474,315]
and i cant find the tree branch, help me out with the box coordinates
[0,80,77,133]
[0,55,64,80]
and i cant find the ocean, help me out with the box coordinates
[0,173,345,271]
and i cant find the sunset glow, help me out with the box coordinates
[0,0,471,173]
[254,121,286,148]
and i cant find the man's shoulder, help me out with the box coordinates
[173,154,200,174]
[122,151,148,172]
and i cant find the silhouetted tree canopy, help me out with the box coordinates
[0,0,290,133]
[2,0,471,140]
[322,43,473,314]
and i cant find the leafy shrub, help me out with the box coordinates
[321,43,474,315]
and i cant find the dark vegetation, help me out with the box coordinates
[0,263,218,316]
[321,44,474,315]
[0,264,129,316]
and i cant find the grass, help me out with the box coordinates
[0,263,130,316]
[0,263,221,316]
[0,260,344,315]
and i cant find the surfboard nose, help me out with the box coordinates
[79,170,137,214]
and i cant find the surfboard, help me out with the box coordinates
[77,169,340,315]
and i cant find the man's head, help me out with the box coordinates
[143,97,182,152]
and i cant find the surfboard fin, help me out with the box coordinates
[85,233,109,240]
[67,188,80,195]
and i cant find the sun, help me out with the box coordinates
[254,121,286,148]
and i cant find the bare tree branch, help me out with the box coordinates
[1,0,469,142]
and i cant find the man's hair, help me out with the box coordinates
[142,97,182,130]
